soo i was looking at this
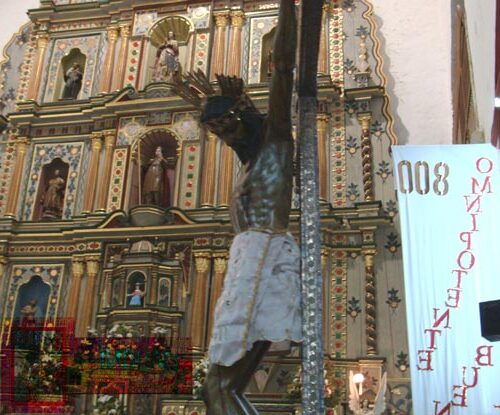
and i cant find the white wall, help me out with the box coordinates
[374,0,454,145]
[0,1,39,59]
[464,0,496,141]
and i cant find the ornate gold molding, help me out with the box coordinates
[358,112,374,202]
[362,248,377,356]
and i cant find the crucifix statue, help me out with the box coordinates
[176,0,325,413]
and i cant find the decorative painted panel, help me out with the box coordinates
[247,15,278,84]
[43,35,102,102]
[124,38,144,89]
[178,141,201,209]
[188,6,211,30]
[107,147,130,212]
[171,112,201,142]
[0,141,16,216]
[1,264,65,346]
[117,116,147,146]
[0,24,32,114]
[23,143,84,220]
[192,31,210,74]
[133,11,158,36]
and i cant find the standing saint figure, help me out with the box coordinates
[21,299,39,327]
[127,283,145,306]
[62,62,83,100]
[153,31,181,83]
[142,146,169,206]
[178,1,301,413]
[42,169,65,219]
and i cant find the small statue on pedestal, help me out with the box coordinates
[153,31,180,83]
[42,169,65,219]
[62,62,83,100]
[142,146,169,206]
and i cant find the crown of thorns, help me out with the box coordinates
[175,69,257,115]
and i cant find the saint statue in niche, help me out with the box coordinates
[62,62,83,100]
[42,169,66,219]
[142,146,170,206]
[21,299,39,327]
[153,31,180,83]
[127,283,145,306]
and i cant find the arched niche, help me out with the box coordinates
[126,271,146,307]
[143,16,195,86]
[54,48,86,100]
[260,27,276,83]
[158,277,172,307]
[14,275,50,325]
[127,129,179,210]
[34,158,69,220]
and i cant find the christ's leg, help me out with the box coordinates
[202,341,271,415]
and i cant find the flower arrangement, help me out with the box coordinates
[92,394,124,415]
[286,366,340,409]
[192,356,210,399]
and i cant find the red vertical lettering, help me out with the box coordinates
[417,349,434,371]
[464,195,482,213]
[451,385,468,407]
[451,270,468,289]
[459,232,474,250]
[476,157,494,174]
[425,328,442,349]
[445,288,462,308]
[461,366,480,388]
[456,250,475,270]
[434,401,452,415]
[468,213,479,232]
[475,346,494,366]
[433,308,452,329]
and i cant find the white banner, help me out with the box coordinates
[392,144,500,415]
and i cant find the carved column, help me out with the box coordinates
[227,10,246,77]
[358,112,374,201]
[28,32,49,101]
[113,24,131,91]
[100,26,119,93]
[101,271,113,309]
[78,258,100,337]
[83,133,103,213]
[190,253,210,351]
[320,248,329,352]
[207,254,227,339]
[211,12,230,79]
[318,5,328,74]
[317,114,329,202]
[363,247,377,356]
[96,130,116,212]
[0,256,7,286]
[67,260,85,320]
[5,137,30,218]
[200,132,217,207]
[218,144,234,207]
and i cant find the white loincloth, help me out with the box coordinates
[208,230,303,366]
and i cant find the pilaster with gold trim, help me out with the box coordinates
[100,26,119,93]
[207,253,227,339]
[113,24,131,91]
[218,144,234,207]
[28,32,49,101]
[190,252,211,351]
[96,130,116,212]
[317,114,330,202]
[5,137,30,218]
[0,256,7,287]
[67,259,85,320]
[211,11,230,79]
[227,10,246,77]
[78,257,100,337]
[83,132,103,213]
[200,132,218,207]
[321,247,330,352]
[358,112,374,201]
[318,4,329,74]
